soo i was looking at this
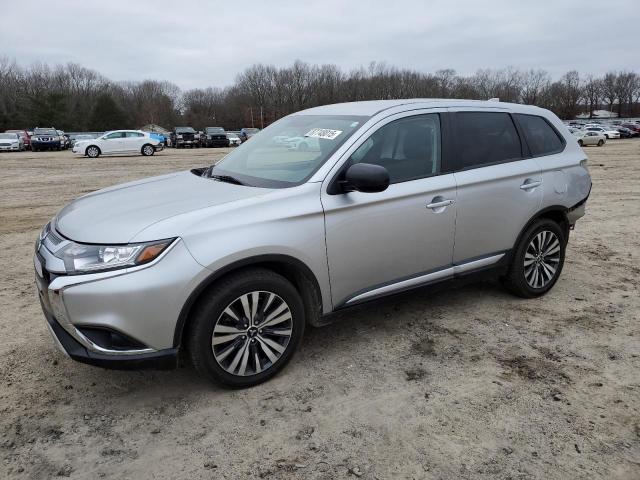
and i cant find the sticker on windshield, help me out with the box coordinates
[304,128,343,140]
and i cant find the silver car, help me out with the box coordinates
[34,100,591,387]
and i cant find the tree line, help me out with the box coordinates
[1,57,639,132]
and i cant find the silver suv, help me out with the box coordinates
[34,100,591,387]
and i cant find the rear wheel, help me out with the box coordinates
[503,219,566,298]
[577,139,584,147]
[187,268,305,388]
[141,144,155,156]
[597,139,604,146]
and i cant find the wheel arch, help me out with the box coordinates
[173,254,323,348]
[510,206,570,266]
[85,144,101,156]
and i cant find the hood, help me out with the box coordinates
[55,170,272,243]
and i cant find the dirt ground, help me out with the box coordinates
[0,141,639,480]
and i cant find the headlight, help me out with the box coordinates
[54,239,174,274]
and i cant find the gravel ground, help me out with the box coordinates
[0,142,639,479]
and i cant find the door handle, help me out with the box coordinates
[520,180,542,190]
[426,199,454,209]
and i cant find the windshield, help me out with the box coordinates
[34,128,57,135]
[175,127,196,133]
[572,131,583,137]
[227,133,239,138]
[206,127,225,134]
[0,133,17,139]
[209,114,367,188]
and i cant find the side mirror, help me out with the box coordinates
[342,163,390,193]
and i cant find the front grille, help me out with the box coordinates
[0,143,10,146]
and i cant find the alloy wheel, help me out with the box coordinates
[524,230,561,289]
[143,145,154,156]
[211,291,293,377]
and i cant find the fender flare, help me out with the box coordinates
[172,254,323,347]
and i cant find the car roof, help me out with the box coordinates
[294,99,547,117]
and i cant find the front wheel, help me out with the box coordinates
[597,139,604,146]
[86,145,100,158]
[141,144,155,156]
[187,268,305,388]
[503,219,566,298]
[577,140,584,147]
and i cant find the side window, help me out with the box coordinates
[349,114,441,183]
[455,112,522,170]
[516,115,564,157]
[126,132,144,138]
[104,132,124,140]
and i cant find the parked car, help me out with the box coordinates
[57,130,70,149]
[227,132,241,147]
[573,130,606,147]
[621,123,640,133]
[204,127,230,147]
[5,129,31,150]
[616,127,637,138]
[170,127,199,148]
[149,132,167,146]
[239,127,260,142]
[0,132,25,151]
[31,127,62,151]
[72,130,163,158]
[585,126,620,139]
[34,100,591,387]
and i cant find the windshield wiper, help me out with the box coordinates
[210,174,246,186]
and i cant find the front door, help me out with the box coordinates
[101,131,125,153]
[321,111,457,307]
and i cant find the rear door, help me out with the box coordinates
[124,131,146,152]
[450,109,542,264]
[321,110,457,307]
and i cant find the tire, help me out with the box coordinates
[86,145,100,158]
[187,268,305,388]
[597,139,604,146]
[141,144,155,156]
[577,140,583,147]
[502,218,566,298]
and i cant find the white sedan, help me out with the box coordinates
[0,132,25,151]
[584,126,620,139]
[73,130,163,158]
[573,130,606,147]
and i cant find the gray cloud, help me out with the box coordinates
[2,0,638,89]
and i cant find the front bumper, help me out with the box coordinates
[32,141,61,148]
[42,306,178,369]
[0,144,20,151]
[34,234,209,367]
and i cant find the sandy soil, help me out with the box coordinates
[0,142,639,480]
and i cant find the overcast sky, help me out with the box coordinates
[2,0,638,90]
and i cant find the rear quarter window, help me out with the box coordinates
[516,114,565,157]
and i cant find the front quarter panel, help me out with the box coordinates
[133,182,332,313]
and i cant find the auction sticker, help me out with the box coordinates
[304,128,343,140]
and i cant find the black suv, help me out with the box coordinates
[170,127,199,148]
[31,127,62,151]
[204,127,230,147]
